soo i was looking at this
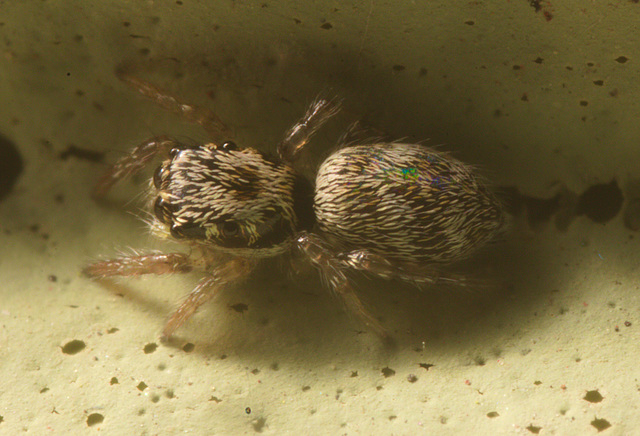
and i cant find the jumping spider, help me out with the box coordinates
[84,73,505,341]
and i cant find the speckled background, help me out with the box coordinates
[1,1,639,434]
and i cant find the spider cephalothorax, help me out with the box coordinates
[152,141,314,257]
[85,75,504,340]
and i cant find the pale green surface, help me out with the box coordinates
[0,1,639,434]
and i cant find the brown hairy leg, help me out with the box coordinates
[295,232,390,341]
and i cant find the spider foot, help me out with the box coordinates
[115,68,232,142]
[91,135,180,199]
[278,95,342,162]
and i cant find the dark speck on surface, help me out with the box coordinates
[381,367,396,378]
[577,180,623,223]
[0,133,23,202]
[229,303,249,314]
[58,144,104,163]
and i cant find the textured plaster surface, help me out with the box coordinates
[0,1,639,434]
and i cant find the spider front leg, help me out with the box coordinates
[85,252,255,338]
[116,70,232,142]
[83,252,193,278]
[162,257,255,338]
[278,96,342,163]
[91,135,181,199]
[295,232,390,340]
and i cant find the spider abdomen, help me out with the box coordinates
[314,143,504,264]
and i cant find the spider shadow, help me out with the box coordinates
[153,234,536,367]
[138,260,403,363]
[90,277,176,323]
[85,45,549,365]
[83,213,545,370]
[368,232,545,354]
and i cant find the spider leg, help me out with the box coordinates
[278,96,341,163]
[117,70,232,142]
[83,252,193,278]
[341,249,488,289]
[85,253,255,337]
[91,135,181,199]
[163,257,255,338]
[295,232,389,339]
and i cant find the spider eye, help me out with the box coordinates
[222,221,240,236]
[153,165,168,189]
[221,141,237,151]
[153,196,172,223]
[169,147,184,158]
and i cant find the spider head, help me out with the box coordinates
[152,142,314,256]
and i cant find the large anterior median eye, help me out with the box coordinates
[153,165,169,189]
[153,196,172,223]
[222,221,240,236]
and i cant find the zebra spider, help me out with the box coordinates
[84,74,505,341]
